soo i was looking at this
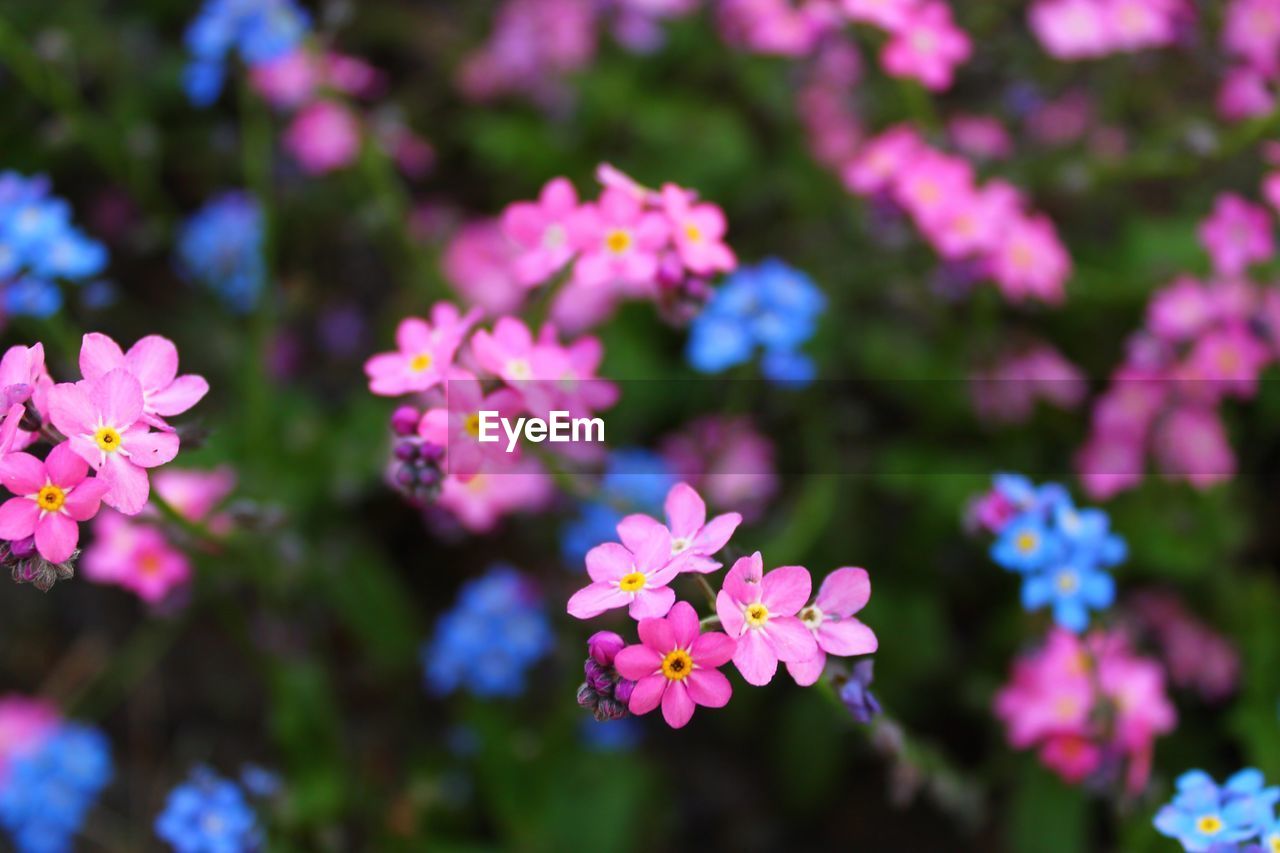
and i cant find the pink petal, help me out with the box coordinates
[661,681,696,728]
[666,600,700,648]
[147,375,209,417]
[628,586,675,620]
[760,565,812,615]
[34,512,77,563]
[125,336,179,391]
[615,513,665,553]
[814,567,871,616]
[541,176,578,214]
[78,332,125,381]
[723,552,764,603]
[626,674,667,715]
[685,669,732,708]
[91,369,144,430]
[785,653,828,687]
[664,482,706,539]
[566,581,629,619]
[584,542,633,582]
[715,589,745,637]
[638,614,675,653]
[633,526,674,573]
[101,455,149,515]
[690,631,737,668]
[68,435,103,471]
[122,428,179,468]
[47,382,96,438]
[614,645,663,681]
[733,630,779,686]
[763,616,820,663]
[0,452,46,494]
[691,512,741,555]
[44,442,87,488]
[61,478,109,521]
[502,201,545,246]
[0,496,38,539]
[394,317,433,352]
[817,619,878,657]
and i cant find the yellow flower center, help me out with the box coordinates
[409,353,433,373]
[1196,816,1224,836]
[745,603,770,627]
[94,426,122,453]
[683,223,702,242]
[661,649,693,681]
[618,571,646,593]
[1015,532,1038,553]
[1056,571,1079,595]
[36,485,65,512]
[1268,834,1280,853]
[605,229,633,254]
[463,412,482,438]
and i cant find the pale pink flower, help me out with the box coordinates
[78,333,209,430]
[947,114,1014,160]
[568,188,670,288]
[364,303,481,396]
[880,1,972,91]
[502,177,581,286]
[841,125,922,194]
[1030,0,1112,59]
[441,219,526,317]
[434,459,553,533]
[1076,435,1146,500]
[522,325,619,420]
[1198,193,1274,276]
[613,600,735,728]
[1182,323,1272,399]
[250,49,321,108]
[81,511,190,604]
[150,467,236,530]
[786,567,878,686]
[892,150,974,230]
[616,482,742,574]
[0,442,110,563]
[1217,66,1275,122]
[0,342,51,451]
[285,101,363,174]
[1153,405,1235,488]
[469,316,541,382]
[933,180,1021,258]
[1104,0,1179,51]
[1223,0,1280,74]
[1146,277,1212,341]
[567,527,690,620]
[989,214,1072,303]
[660,184,736,275]
[48,369,180,515]
[843,0,919,30]
[417,376,525,478]
[715,553,819,686]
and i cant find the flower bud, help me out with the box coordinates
[612,677,635,705]
[393,439,420,462]
[587,631,625,666]
[593,697,627,722]
[390,406,420,436]
[576,683,599,710]
[584,659,613,694]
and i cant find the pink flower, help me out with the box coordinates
[1153,405,1235,488]
[567,527,690,620]
[1076,434,1146,500]
[786,567,878,686]
[502,177,581,286]
[364,303,481,396]
[250,49,321,108]
[1216,66,1275,122]
[842,0,919,30]
[0,442,110,562]
[715,553,819,686]
[1223,0,1280,74]
[659,415,778,522]
[989,214,1072,303]
[1182,323,1272,399]
[660,184,736,276]
[1263,171,1280,212]
[81,510,190,604]
[880,2,972,92]
[617,482,742,574]
[841,125,922,195]
[1104,0,1180,51]
[1198,193,1274,276]
[0,342,51,451]
[78,333,209,430]
[417,376,525,478]
[441,219,526,317]
[152,467,237,533]
[613,600,735,728]
[1146,277,1212,341]
[892,150,974,231]
[434,459,553,533]
[520,325,619,420]
[470,316,541,383]
[284,101,362,174]
[1030,0,1112,59]
[568,188,670,288]
[48,369,179,515]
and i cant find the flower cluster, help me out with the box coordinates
[843,125,1073,303]
[1219,0,1280,121]
[0,172,107,319]
[0,698,113,853]
[1127,590,1240,703]
[183,0,310,106]
[1076,193,1280,499]
[969,343,1086,425]
[577,631,636,722]
[155,766,274,852]
[994,627,1175,793]
[0,334,206,589]
[1154,769,1280,852]
[1029,0,1188,61]
[686,259,826,384]
[422,565,554,698]
[177,192,266,313]
[568,481,877,728]
[977,474,1125,632]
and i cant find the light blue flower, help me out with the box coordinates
[155,767,259,853]
[0,723,113,853]
[1155,769,1280,852]
[990,514,1061,573]
[1020,558,1115,633]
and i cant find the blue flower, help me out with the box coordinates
[687,259,825,385]
[421,565,554,698]
[1020,557,1115,633]
[183,0,310,105]
[0,723,113,853]
[561,450,675,564]
[177,192,266,312]
[561,502,624,564]
[1155,769,1280,852]
[155,767,260,853]
[1053,500,1127,568]
[990,514,1061,573]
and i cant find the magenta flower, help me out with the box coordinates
[0,442,110,563]
[502,177,581,285]
[79,333,209,430]
[1198,193,1275,276]
[786,567,879,686]
[417,375,526,478]
[48,369,180,515]
[568,187,670,288]
[0,342,51,451]
[989,214,1071,303]
[613,601,735,728]
[843,0,919,30]
[880,2,972,92]
[285,101,362,175]
[567,527,689,620]
[364,303,481,396]
[434,459,554,533]
[470,316,540,383]
[82,510,191,604]
[617,482,742,574]
[660,184,735,276]
[715,553,819,686]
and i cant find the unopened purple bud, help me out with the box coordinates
[587,631,625,666]
[576,683,600,709]
[416,467,441,488]
[839,659,881,724]
[10,536,36,559]
[594,697,627,722]
[613,678,635,705]
[393,439,420,462]
[390,406,420,436]
[420,443,445,463]
[394,465,416,488]
[584,659,613,694]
